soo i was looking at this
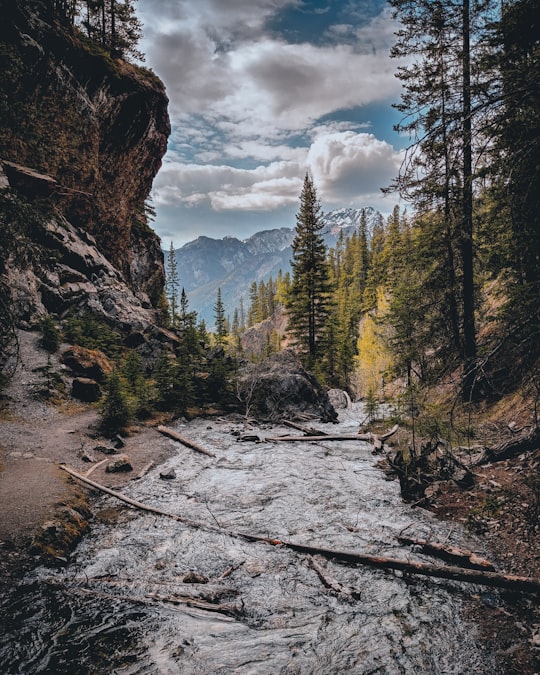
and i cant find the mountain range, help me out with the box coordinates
[173,207,383,325]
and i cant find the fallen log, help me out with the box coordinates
[475,426,539,466]
[147,593,241,616]
[238,533,540,594]
[265,433,375,442]
[396,536,495,571]
[59,464,215,530]
[84,458,110,477]
[156,425,216,457]
[283,420,327,436]
[265,424,399,446]
[60,465,540,594]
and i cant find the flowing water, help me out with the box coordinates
[1,407,500,673]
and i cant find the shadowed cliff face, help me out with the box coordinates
[0,0,170,305]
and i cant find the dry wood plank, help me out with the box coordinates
[238,532,540,594]
[397,536,495,571]
[156,425,216,457]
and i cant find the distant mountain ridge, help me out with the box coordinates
[174,207,382,325]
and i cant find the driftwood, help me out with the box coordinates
[84,458,110,477]
[266,424,399,447]
[266,433,374,443]
[45,581,239,618]
[396,536,495,571]
[61,464,540,594]
[308,555,354,597]
[60,464,215,530]
[156,425,216,457]
[133,461,154,480]
[238,533,540,594]
[475,426,540,466]
[146,593,241,616]
[283,420,327,436]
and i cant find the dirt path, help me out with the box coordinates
[0,331,174,550]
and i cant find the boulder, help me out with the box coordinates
[106,454,133,473]
[62,345,112,382]
[237,349,337,422]
[71,377,101,402]
[327,388,351,409]
[159,469,176,480]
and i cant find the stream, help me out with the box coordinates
[1,407,500,673]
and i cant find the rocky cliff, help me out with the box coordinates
[0,0,170,333]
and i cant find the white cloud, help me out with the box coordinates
[135,0,405,245]
[152,130,402,216]
[139,0,400,138]
[307,130,403,202]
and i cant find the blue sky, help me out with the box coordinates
[136,0,407,247]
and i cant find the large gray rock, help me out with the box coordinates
[238,350,337,422]
[327,388,351,409]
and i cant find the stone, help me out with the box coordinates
[182,571,208,584]
[237,349,337,423]
[327,389,351,409]
[105,454,133,473]
[71,377,101,402]
[159,469,176,480]
[94,445,117,455]
[112,435,126,449]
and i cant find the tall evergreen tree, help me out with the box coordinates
[165,241,179,327]
[214,287,228,345]
[286,174,333,369]
[388,0,497,397]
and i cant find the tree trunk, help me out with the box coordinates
[461,0,478,401]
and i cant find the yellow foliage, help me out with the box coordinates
[354,288,393,398]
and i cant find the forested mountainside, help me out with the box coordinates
[0,0,170,358]
[172,208,381,325]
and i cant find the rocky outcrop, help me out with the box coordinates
[0,1,170,329]
[237,350,337,422]
[61,345,112,382]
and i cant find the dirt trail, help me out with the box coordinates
[0,331,173,549]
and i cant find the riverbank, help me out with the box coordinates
[0,332,176,581]
[0,332,538,672]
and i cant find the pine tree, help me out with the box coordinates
[214,287,228,345]
[286,174,333,369]
[165,241,179,327]
[100,370,131,434]
[387,0,497,398]
[39,315,60,353]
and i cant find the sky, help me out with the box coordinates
[136,0,407,247]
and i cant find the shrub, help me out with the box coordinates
[39,315,60,353]
[99,371,131,435]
